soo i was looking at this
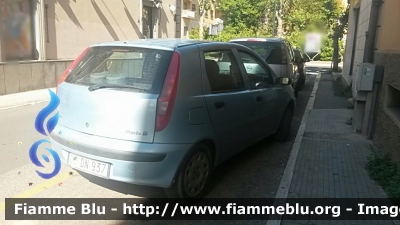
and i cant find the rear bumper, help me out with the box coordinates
[50,126,190,188]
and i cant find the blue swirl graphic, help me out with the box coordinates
[29,139,62,179]
[35,89,60,136]
[30,89,62,179]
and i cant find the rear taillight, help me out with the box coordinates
[56,47,90,94]
[156,51,181,132]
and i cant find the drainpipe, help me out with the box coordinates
[361,0,382,137]
[175,0,181,38]
[0,7,4,62]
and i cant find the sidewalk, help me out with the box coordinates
[0,88,55,110]
[279,72,395,225]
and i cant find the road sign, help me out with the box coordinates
[304,33,322,53]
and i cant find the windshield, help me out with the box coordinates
[232,41,284,65]
[65,46,174,94]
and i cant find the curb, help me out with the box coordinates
[266,72,322,225]
[0,88,55,110]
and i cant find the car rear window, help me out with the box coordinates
[232,41,285,65]
[65,46,173,94]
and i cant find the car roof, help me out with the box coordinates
[91,38,210,51]
[229,37,285,43]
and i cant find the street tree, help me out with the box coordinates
[198,0,212,40]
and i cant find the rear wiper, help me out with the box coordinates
[88,84,144,92]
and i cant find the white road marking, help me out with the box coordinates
[266,73,322,225]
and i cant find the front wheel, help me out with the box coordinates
[165,144,212,203]
[274,106,293,142]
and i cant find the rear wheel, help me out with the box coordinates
[274,106,293,142]
[165,144,212,203]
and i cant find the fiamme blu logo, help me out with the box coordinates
[29,89,62,179]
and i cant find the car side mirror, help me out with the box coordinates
[305,58,310,62]
[276,77,291,85]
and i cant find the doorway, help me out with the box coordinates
[142,6,153,38]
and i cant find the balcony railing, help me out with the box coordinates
[182,10,196,19]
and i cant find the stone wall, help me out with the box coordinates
[0,60,72,95]
[372,51,400,160]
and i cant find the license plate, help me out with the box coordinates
[68,153,110,178]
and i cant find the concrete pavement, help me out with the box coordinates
[0,88,55,110]
[305,61,343,69]
[277,72,396,225]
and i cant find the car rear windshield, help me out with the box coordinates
[65,46,174,94]
[232,41,285,65]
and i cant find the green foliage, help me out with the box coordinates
[189,25,265,42]
[366,153,400,198]
[343,83,352,98]
[218,0,266,33]
[320,38,333,61]
[191,0,348,61]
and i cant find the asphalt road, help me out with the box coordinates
[0,69,318,225]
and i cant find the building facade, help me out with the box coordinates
[342,0,400,159]
[0,0,193,95]
[180,0,222,38]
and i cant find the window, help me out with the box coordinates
[204,50,244,93]
[281,43,288,64]
[184,2,187,9]
[285,42,294,62]
[192,4,196,11]
[238,51,273,89]
[231,41,286,65]
[211,10,214,19]
[1,0,35,60]
[65,47,173,94]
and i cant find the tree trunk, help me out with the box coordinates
[332,31,339,72]
[199,14,205,40]
[276,11,284,38]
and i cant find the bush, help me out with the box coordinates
[366,153,400,198]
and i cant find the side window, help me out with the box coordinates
[287,43,295,62]
[281,43,288,64]
[238,51,274,89]
[204,50,245,93]
[286,46,293,62]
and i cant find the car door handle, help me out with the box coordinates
[215,101,225,109]
[256,96,263,102]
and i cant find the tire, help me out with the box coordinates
[274,106,293,142]
[165,144,212,204]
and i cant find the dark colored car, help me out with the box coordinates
[293,49,310,91]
